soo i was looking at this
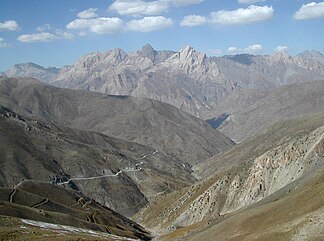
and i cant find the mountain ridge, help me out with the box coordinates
[5,45,324,120]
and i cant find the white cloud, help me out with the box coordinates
[36,24,51,32]
[55,29,74,40]
[66,17,124,34]
[238,0,266,4]
[109,0,169,16]
[109,0,204,16]
[275,45,289,52]
[0,20,19,31]
[180,15,207,27]
[78,31,87,36]
[127,16,173,32]
[294,2,324,20]
[227,44,263,55]
[18,32,59,43]
[167,0,204,7]
[17,30,74,43]
[0,38,10,48]
[77,8,98,19]
[210,5,273,25]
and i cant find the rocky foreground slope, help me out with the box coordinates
[0,181,151,240]
[134,113,324,240]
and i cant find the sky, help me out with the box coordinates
[0,0,324,71]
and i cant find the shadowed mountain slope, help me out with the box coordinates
[0,105,196,217]
[0,77,234,167]
[0,181,152,240]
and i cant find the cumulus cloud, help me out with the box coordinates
[210,5,273,25]
[77,8,98,19]
[227,44,263,55]
[17,30,74,43]
[238,0,266,4]
[109,0,169,16]
[294,2,324,20]
[55,29,74,40]
[275,45,289,52]
[18,32,59,43]
[0,38,10,47]
[168,0,204,7]
[0,20,19,31]
[180,15,207,27]
[66,17,124,34]
[36,24,51,32]
[127,16,173,32]
[109,0,204,16]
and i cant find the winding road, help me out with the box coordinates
[57,150,158,186]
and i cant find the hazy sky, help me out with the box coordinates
[0,0,323,71]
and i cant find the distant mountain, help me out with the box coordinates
[217,80,324,142]
[4,45,324,119]
[4,62,63,84]
[296,50,324,65]
[212,50,324,90]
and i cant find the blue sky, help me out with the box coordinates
[0,0,324,71]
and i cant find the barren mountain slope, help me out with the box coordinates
[0,181,152,241]
[158,167,324,241]
[0,105,197,217]
[219,80,324,142]
[134,113,324,236]
[0,77,234,166]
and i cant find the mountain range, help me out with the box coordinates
[4,45,324,120]
[1,44,324,240]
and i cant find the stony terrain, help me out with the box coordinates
[0,181,151,240]
[134,113,324,239]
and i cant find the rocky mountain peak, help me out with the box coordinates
[177,45,207,66]
[297,50,324,64]
[106,48,128,63]
[141,43,156,62]
[270,50,291,62]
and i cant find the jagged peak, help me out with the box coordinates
[179,45,206,61]
[271,50,291,62]
[140,44,156,61]
[297,50,324,58]
[142,43,154,52]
